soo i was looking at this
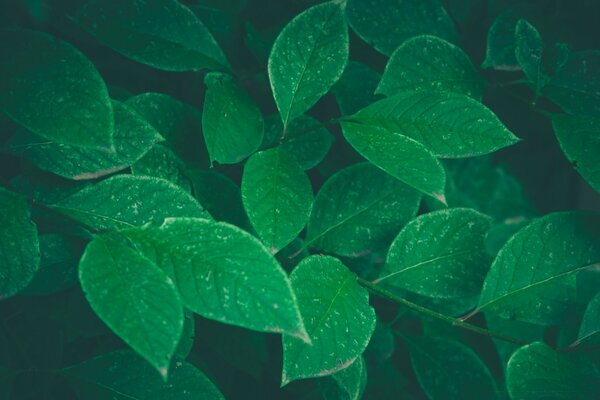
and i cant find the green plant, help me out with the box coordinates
[1,0,599,398]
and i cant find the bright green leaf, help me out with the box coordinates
[0,187,40,298]
[63,350,223,399]
[132,145,191,192]
[478,212,600,325]
[242,148,313,252]
[79,234,184,377]
[282,255,376,385]
[350,91,520,158]
[306,162,421,257]
[515,19,547,95]
[506,342,600,400]
[75,0,229,71]
[377,208,493,299]
[340,121,446,199]
[345,0,457,56]
[202,72,264,165]
[0,29,113,148]
[123,218,308,340]
[268,1,348,127]
[377,35,483,99]
[51,175,210,231]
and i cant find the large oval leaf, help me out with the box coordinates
[306,162,421,257]
[63,350,223,399]
[79,235,184,378]
[51,175,210,231]
[202,72,264,164]
[268,1,348,127]
[346,0,457,56]
[478,212,600,324]
[74,0,229,71]
[282,255,376,385]
[242,148,313,252]
[377,208,493,299]
[506,342,600,400]
[350,91,520,158]
[8,101,162,180]
[377,35,483,99]
[0,188,40,298]
[341,121,446,200]
[0,29,113,148]
[123,218,308,341]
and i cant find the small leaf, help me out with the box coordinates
[242,148,313,252]
[331,357,367,400]
[306,162,421,257]
[506,342,600,400]
[0,29,113,148]
[350,91,520,158]
[515,19,548,94]
[0,187,40,298]
[341,121,446,199]
[63,350,223,399]
[345,0,457,56]
[132,145,192,192]
[268,1,348,127]
[552,114,600,193]
[478,212,600,325]
[79,235,184,377]
[75,0,229,71]
[282,255,376,385]
[262,114,333,170]
[123,218,308,340]
[377,35,483,99]
[332,61,382,116]
[405,336,498,400]
[51,175,210,231]
[377,208,493,299]
[577,292,600,344]
[8,100,162,180]
[202,72,264,164]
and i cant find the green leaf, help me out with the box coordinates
[306,162,421,257]
[332,61,382,116]
[63,350,223,399]
[268,1,348,127]
[126,92,208,168]
[202,72,264,164]
[242,148,313,252]
[174,313,196,359]
[376,208,493,299]
[486,316,545,365]
[349,91,520,158]
[478,212,600,325]
[51,175,210,231]
[186,169,251,229]
[8,100,162,180]
[282,255,376,385]
[552,114,600,193]
[331,357,367,400]
[0,29,113,149]
[345,0,457,56]
[515,19,547,95]
[79,234,184,378]
[123,218,308,340]
[132,145,192,192]
[0,187,40,298]
[262,114,334,170]
[404,336,498,400]
[340,121,446,199]
[22,234,81,296]
[577,292,600,344]
[377,35,483,99]
[506,342,600,400]
[74,0,229,71]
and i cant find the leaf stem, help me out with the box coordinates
[356,277,529,346]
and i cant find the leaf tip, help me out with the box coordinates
[159,366,169,381]
[433,192,447,206]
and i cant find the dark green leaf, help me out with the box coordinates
[331,357,367,400]
[515,19,547,94]
[282,255,376,385]
[131,145,192,192]
[0,29,113,148]
[332,61,382,116]
[268,1,348,127]
[242,148,313,252]
[577,292,600,344]
[75,0,229,71]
